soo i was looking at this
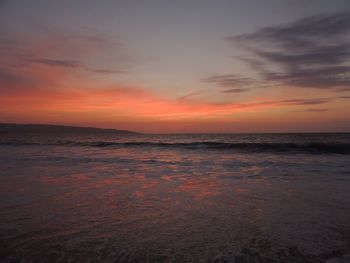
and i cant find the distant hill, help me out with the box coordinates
[0,123,138,134]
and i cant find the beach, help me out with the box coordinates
[0,133,349,262]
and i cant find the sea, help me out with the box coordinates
[0,132,349,263]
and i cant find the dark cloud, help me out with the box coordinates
[291,108,329,113]
[29,59,81,68]
[264,98,331,106]
[84,67,124,74]
[222,88,249,93]
[335,87,350,92]
[203,74,253,94]
[0,30,126,80]
[228,11,350,90]
[230,11,350,48]
[203,74,252,87]
[28,58,122,74]
[216,97,332,109]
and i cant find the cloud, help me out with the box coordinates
[230,11,350,46]
[28,58,123,74]
[291,108,329,113]
[1,72,334,121]
[335,87,350,92]
[338,95,350,99]
[203,74,252,87]
[222,88,249,93]
[29,58,81,68]
[0,29,127,82]
[202,74,254,94]
[177,91,203,102]
[258,97,331,106]
[228,11,350,90]
[86,68,123,74]
[0,29,130,105]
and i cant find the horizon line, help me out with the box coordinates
[1,122,350,134]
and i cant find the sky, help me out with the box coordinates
[1,0,350,133]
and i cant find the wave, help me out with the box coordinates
[1,140,350,154]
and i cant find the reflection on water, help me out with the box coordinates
[0,143,350,262]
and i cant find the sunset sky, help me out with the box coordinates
[1,0,350,133]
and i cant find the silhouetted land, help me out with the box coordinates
[0,123,138,134]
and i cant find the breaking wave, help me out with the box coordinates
[1,140,350,154]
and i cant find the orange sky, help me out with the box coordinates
[1,1,350,133]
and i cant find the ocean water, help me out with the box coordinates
[0,133,350,263]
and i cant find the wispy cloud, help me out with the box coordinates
[275,98,331,105]
[224,11,350,91]
[0,29,128,81]
[0,71,335,121]
[202,74,254,94]
[338,95,350,99]
[29,58,81,68]
[28,58,123,74]
[222,88,249,93]
[291,108,329,113]
[203,74,252,88]
[228,10,350,90]
[177,91,203,102]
